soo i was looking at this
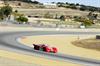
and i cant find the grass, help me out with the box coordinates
[0,50,80,66]
[0,57,36,66]
[40,20,79,25]
[29,18,80,26]
[72,38,100,51]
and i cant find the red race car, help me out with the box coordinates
[33,44,58,53]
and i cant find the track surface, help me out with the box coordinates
[0,31,100,66]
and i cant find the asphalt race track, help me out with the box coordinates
[0,31,100,66]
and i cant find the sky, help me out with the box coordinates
[32,0,100,7]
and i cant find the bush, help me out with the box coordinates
[83,19,93,26]
[16,16,28,23]
[74,17,93,26]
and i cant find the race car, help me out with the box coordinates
[33,44,58,53]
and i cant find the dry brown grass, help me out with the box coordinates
[72,38,100,51]
[16,8,89,16]
[0,50,81,66]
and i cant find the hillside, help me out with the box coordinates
[0,1,100,18]
[0,1,40,8]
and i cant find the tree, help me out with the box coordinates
[66,2,69,5]
[0,5,12,17]
[22,0,32,3]
[16,16,28,24]
[18,2,21,6]
[0,10,4,20]
[76,3,79,6]
[57,2,65,7]
[31,1,40,4]
[51,2,55,4]
[93,14,98,19]
[59,15,66,21]
[87,12,98,20]
[69,3,75,6]
[15,10,18,13]
[79,5,87,11]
